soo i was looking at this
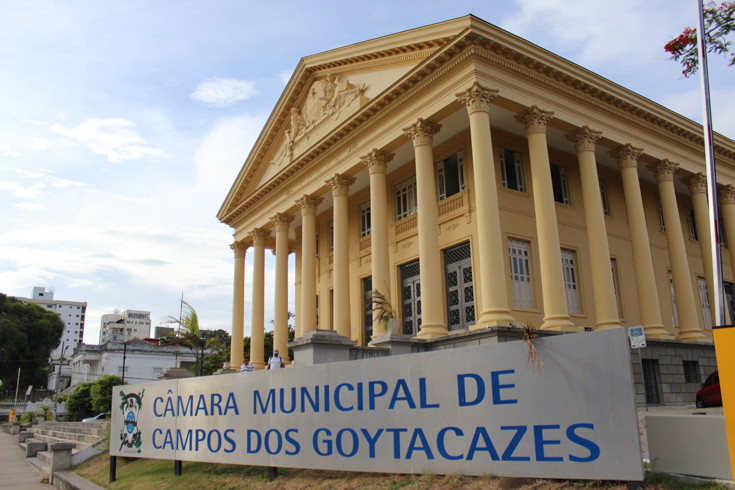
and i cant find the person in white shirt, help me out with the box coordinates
[267,349,284,370]
[240,358,255,373]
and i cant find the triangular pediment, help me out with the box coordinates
[217,16,473,224]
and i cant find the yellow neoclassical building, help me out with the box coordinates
[218,15,735,402]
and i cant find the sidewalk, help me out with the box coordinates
[0,427,51,489]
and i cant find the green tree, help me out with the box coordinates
[66,382,94,419]
[90,375,124,414]
[665,1,735,77]
[0,293,65,393]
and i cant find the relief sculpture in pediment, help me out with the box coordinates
[267,74,368,179]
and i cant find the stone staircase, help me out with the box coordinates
[27,421,106,453]
[18,421,108,489]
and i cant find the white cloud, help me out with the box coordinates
[191,77,256,107]
[0,141,20,157]
[30,137,49,151]
[279,70,293,85]
[51,118,168,163]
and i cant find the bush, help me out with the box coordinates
[66,382,94,419]
[20,411,36,424]
[90,375,124,414]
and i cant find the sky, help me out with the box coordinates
[1,0,734,345]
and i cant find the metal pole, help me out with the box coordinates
[122,341,127,384]
[696,0,725,325]
[109,456,117,483]
[13,368,20,412]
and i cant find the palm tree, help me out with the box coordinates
[165,300,207,376]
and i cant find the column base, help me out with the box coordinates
[677,329,707,341]
[643,324,675,339]
[540,315,577,331]
[474,310,515,329]
[594,321,622,330]
[252,361,265,370]
[417,323,449,339]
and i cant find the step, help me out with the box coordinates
[36,421,107,435]
[27,432,92,451]
[30,427,102,444]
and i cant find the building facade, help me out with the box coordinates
[70,339,197,387]
[17,286,87,391]
[99,309,152,344]
[218,16,735,402]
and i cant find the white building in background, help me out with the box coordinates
[18,287,87,391]
[99,309,152,344]
[70,338,197,387]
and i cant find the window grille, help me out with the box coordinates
[401,260,421,335]
[444,242,474,331]
[687,208,698,240]
[436,151,465,201]
[599,179,611,216]
[697,277,712,329]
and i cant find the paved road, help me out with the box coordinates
[0,428,51,489]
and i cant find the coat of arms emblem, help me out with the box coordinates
[119,389,144,453]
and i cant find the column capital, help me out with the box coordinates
[612,144,644,169]
[326,173,356,198]
[270,213,294,231]
[455,82,498,115]
[403,118,441,148]
[515,106,554,135]
[361,149,394,174]
[568,126,602,153]
[719,184,735,206]
[296,195,323,216]
[249,228,270,246]
[230,241,248,257]
[687,173,708,195]
[655,159,680,183]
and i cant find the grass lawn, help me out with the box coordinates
[72,453,730,489]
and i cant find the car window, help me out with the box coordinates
[705,373,715,387]
[714,372,719,384]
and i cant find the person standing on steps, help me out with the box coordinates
[267,349,284,370]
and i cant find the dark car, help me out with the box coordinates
[696,370,721,408]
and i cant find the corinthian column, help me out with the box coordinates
[656,160,705,341]
[688,173,716,327]
[613,145,669,337]
[249,229,269,369]
[270,212,294,360]
[719,185,735,282]
[516,106,574,331]
[456,83,514,327]
[403,118,447,339]
[569,126,620,330]
[230,241,247,368]
[361,149,393,340]
[297,194,322,335]
[327,174,356,339]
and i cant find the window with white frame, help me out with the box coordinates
[550,164,570,204]
[697,276,713,329]
[436,150,465,201]
[687,208,698,240]
[500,148,525,192]
[668,270,678,326]
[611,258,623,318]
[600,179,611,216]
[315,227,319,259]
[657,198,666,231]
[359,201,371,237]
[508,238,534,308]
[395,176,417,221]
[561,249,581,314]
[329,220,334,252]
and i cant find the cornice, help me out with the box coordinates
[219,20,735,227]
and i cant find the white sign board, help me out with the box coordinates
[628,326,646,349]
[111,328,643,481]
